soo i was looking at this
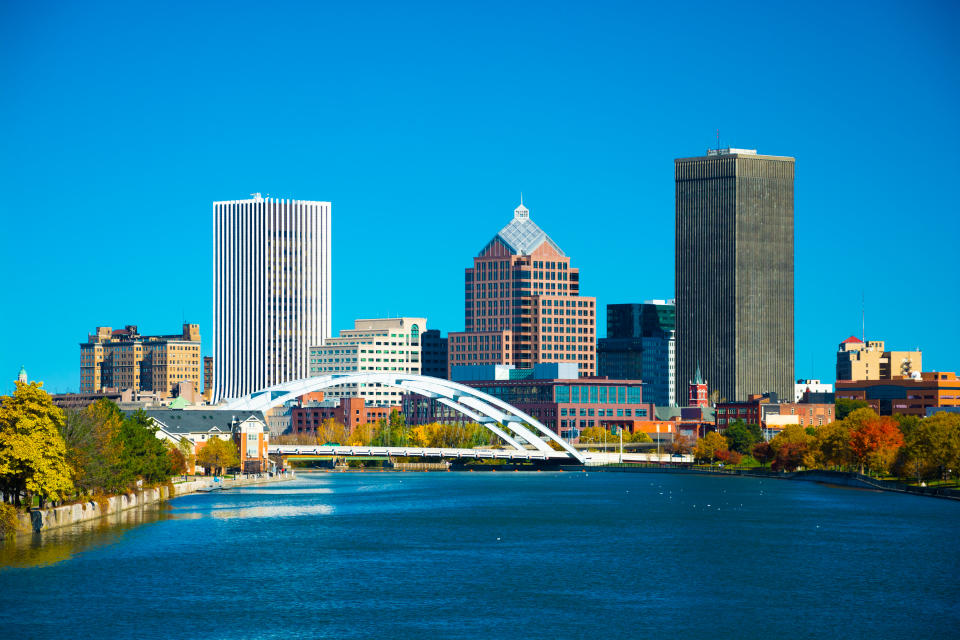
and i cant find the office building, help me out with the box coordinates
[675,148,794,402]
[79,323,202,396]
[212,193,331,402]
[309,317,425,407]
[836,371,960,416]
[836,337,922,381]
[421,329,448,378]
[597,300,675,406]
[292,397,400,434]
[448,199,597,377]
[405,362,651,441]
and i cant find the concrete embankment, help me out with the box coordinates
[14,473,295,534]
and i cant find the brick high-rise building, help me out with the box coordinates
[675,148,794,402]
[448,200,596,376]
[79,323,202,396]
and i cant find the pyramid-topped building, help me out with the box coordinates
[449,199,596,378]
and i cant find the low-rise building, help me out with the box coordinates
[836,371,960,416]
[291,397,399,436]
[715,393,835,435]
[405,362,652,442]
[144,409,270,473]
[794,379,833,402]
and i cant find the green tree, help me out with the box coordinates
[118,410,174,485]
[628,430,653,444]
[836,398,869,420]
[895,412,960,483]
[725,420,760,454]
[0,382,75,507]
[196,437,239,476]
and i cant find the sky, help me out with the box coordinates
[1,0,958,395]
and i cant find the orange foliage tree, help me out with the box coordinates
[849,415,904,475]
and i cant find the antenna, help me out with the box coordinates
[861,291,865,342]
[716,128,720,151]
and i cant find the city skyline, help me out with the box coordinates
[2,2,959,394]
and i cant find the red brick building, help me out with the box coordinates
[291,397,400,435]
[836,371,960,416]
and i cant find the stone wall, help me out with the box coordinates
[14,473,294,533]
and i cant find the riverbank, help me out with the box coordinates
[11,472,296,535]
[581,464,960,501]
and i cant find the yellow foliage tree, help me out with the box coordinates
[693,431,728,462]
[0,382,75,507]
[196,437,239,476]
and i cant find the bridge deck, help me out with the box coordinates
[269,445,572,461]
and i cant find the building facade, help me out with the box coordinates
[836,337,922,381]
[309,317,425,406]
[212,193,331,402]
[147,409,270,474]
[79,323,202,396]
[421,329,448,379]
[794,378,833,402]
[291,397,399,435]
[675,148,794,402]
[836,371,960,416]
[597,300,676,406]
[715,394,834,432]
[449,200,597,377]
[405,363,651,441]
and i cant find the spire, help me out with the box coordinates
[692,362,704,385]
[514,195,529,220]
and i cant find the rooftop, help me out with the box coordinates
[482,199,565,257]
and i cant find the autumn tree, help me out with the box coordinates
[628,430,653,444]
[693,431,728,463]
[196,437,239,476]
[769,425,812,472]
[849,415,903,475]
[811,420,852,470]
[60,399,126,495]
[315,418,348,445]
[751,441,773,467]
[0,382,75,507]
[578,427,611,445]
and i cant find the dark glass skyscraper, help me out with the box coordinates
[597,300,675,407]
[675,148,794,402]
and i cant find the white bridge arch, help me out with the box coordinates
[220,373,584,463]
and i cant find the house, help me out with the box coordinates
[143,409,271,474]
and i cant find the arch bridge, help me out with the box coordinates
[220,373,585,464]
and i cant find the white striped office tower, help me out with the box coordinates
[212,194,331,402]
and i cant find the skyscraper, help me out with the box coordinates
[675,148,794,402]
[597,300,676,407]
[448,200,596,376]
[212,193,331,402]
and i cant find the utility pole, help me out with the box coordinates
[619,427,623,464]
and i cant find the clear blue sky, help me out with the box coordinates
[1,0,957,395]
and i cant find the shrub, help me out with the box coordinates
[0,503,21,539]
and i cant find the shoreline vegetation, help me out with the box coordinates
[0,381,251,541]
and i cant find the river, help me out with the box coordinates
[1,471,957,639]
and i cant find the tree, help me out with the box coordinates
[812,421,852,470]
[849,415,904,475]
[836,398,869,420]
[0,382,75,507]
[769,425,812,472]
[196,437,239,476]
[751,441,773,467]
[315,418,348,445]
[167,446,188,476]
[716,449,743,465]
[578,427,610,445]
[894,412,960,483]
[693,432,728,463]
[725,420,760,454]
[628,430,652,444]
[118,410,174,485]
[60,399,125,495]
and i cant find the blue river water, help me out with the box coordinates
[1,471,958,639]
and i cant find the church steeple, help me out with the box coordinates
[17,365,27,384]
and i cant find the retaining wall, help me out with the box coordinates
[14,474,294,534]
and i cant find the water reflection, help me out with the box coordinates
[0,503,173,569]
